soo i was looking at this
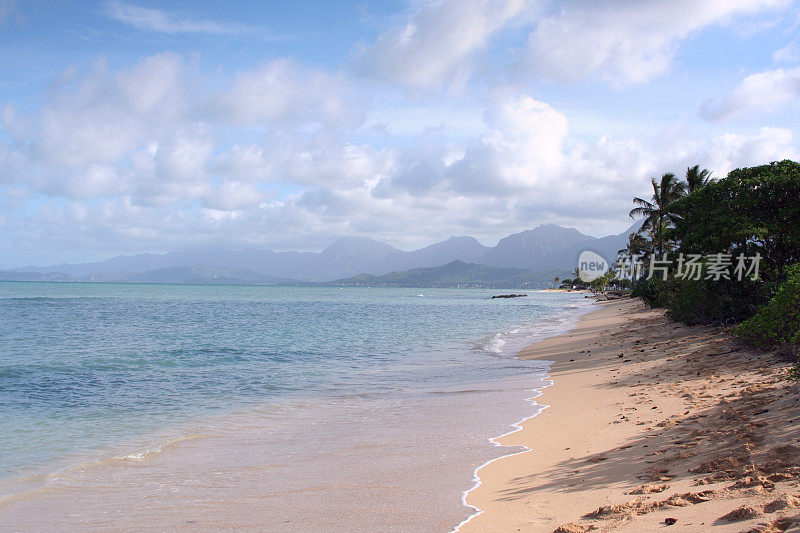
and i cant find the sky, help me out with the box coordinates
[1,0,799,267]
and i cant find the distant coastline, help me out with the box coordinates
[0,260,560,289]
[2,221,641,288]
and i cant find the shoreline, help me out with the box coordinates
[13,292,798,531]
[453,297,601,531]
[0,292,593,531]
[459,297,800,532]
[454,299,611,532]
[454,387,552,533]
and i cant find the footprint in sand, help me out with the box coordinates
[717,506,761,522]
[627,483,669,495]
[764,494,800,513]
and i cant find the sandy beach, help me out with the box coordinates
[462,298,800,533]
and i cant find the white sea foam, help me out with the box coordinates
[453,298,596,531]
[452,385,552,532]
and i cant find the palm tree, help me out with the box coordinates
[604,269,618,290]
[553,276,560,288]
[629,173,686,256]
[617,232,649,288]
[684,165,712,193]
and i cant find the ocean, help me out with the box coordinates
[0,282,593,530]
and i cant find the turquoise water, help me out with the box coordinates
[0,282,589,484]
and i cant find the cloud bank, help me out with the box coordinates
[1,0,798,266]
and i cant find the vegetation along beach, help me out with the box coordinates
[2,2,800,532]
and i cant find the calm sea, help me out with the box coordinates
[0,282,592,530]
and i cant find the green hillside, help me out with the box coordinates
[323,260,564,288]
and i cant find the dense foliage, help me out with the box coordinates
[733,264,800,349]
[672,160,800,282]
[625,160,800,374]
[628,160,800,326]
[633,277,773,325]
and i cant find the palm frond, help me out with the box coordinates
[685,165,713,193]
[629,206,653,219]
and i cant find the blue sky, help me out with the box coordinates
[1,0,799,267]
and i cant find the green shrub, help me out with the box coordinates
[633,277,771,325]
[665,278,771,325]
[632,278,669,307]
[733,264,800,348]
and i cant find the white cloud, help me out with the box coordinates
[25,53,186,170]
[201,181,267,211]
[213,145,274,183]
[773,41,800,63]
[371,93,798,241]
[280,137,393,188]
[447,96,569,193]
[105,1,249,35]
[4,110,796,266]
[376,95,570,197]
[522,0,789,85]
[116,53,186,114]
[212,136,393,189]
[154,128,214,181]
[64,164,124,199]
[1,53,367,207]
[354,0,528,89]
[700,66,800,121]
[210,59,364,129]
[704,127,797,174]
[371,137,461,197]
[353,0,788,90]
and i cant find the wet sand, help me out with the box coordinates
[0,377,548,531]
[461,298,800,532]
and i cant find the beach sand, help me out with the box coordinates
[461,298,800,533]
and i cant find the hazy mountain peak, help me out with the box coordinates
[360,235,490,275]
[480,224,592,270]
[522,224,590,238]
[321,236,400,259]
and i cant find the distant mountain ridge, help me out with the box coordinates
[362,236,490,274]
[322,260,561,289]
[7,221,643,284]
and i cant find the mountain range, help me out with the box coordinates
[323,261,563,289]
[4,221,642,285]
